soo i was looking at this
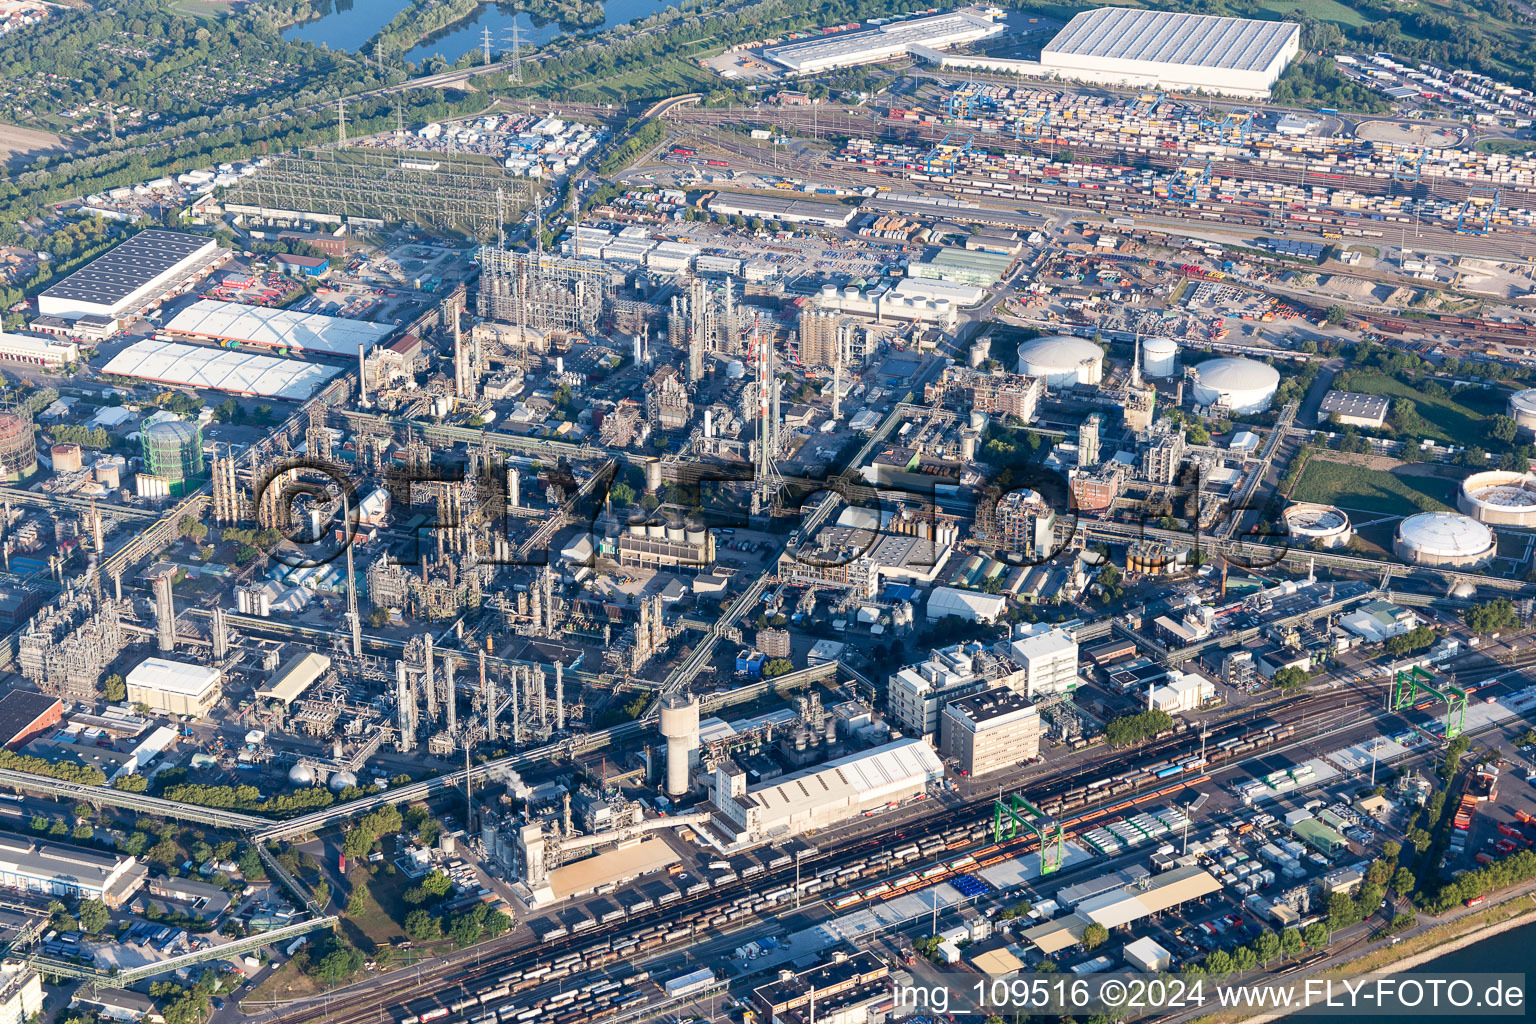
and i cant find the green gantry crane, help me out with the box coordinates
[993,793,1066,874]
[1388,665,1468,741]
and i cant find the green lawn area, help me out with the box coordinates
[1477,138,1536,156]
[245,959,326,1005]
[1337,372,1507,442]
[1291,458,1459,515]
[1252,0,1368,27]
[337,865,414,951]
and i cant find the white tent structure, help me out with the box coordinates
[103,340,342,399]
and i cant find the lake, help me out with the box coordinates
[282,0,678,67]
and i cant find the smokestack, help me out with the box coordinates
[358,343,369,407]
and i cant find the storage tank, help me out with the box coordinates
[288,764,316,787]
[659,694,701,796]
[1142,337,1178,378]
[94,458,122,489]
[1510,389,1536,438]
[328,770,358,792]
[1395,512,1495,568]
[51,442,83,473]
[647,522,665,538]
[666,523,684,542]
[141,419,204,492]
[0,412,37,481]
[1189,358,1280,415]
[1458,470,1536,527]
[628,518,646,537]
[1282,503,1352,549]
[1016,335,1104,387]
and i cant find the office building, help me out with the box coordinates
[940,687,1042,777]
[1009,623,1079,697]
[125,657,223,717]
[0,831,147,907]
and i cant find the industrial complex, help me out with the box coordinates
[0,5,1534,1024]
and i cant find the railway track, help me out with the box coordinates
[258,686,1397,1024]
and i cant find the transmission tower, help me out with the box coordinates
[337,96,346,147]
[507,21,523,83]
[483,26,493,65]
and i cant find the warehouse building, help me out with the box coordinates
[0,333,80,367]
[1022,864,1222,954]
[1039,9,1301,99]
[0,690,63,750]
[940,687,1041,778]
[254,650,332,708]
[762,9,1002,75]
[752,950,891,1024]
[908,246,1016,288]
[709,737,943,842]
[0,831,148,907]
[102,339,343,400]
[125,657,222,718]
[706,194,858,228]
[38,230,225,321]
[163,299,396,357]
[1318,390,1389,428]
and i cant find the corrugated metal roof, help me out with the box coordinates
[102,339,341,399]
[164,299,396,355]
[1045,8,1297,73]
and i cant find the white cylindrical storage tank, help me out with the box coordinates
[666,523,684,542]
[686,526,706,545]
[1458,470,1536,527]
[1189,357,1280,415]
[1143,337,1178,378]
[628,518,646,537]
[1016,335,1104,387]
[647,522,665,538]
[1509,389,1536,437]
[1395,512,1495,568]
[658,694,701,797]
[1282,503,1353,549]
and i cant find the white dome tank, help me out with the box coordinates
[1395,512,1495,568]
[1142,337,1178,378]
[1509,388,1536,437]
[1190,357,1280,415]
[1016,335,1104,388]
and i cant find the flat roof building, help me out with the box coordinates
[0,690,63,750]
[752,951,891,1024]
[0,332,79,367]
[1318,390,1390,428]
[1009,623,1080,698]
[706,194,857,227]
[710,737,943,843]
[0,830,148,908]
[762,9,1002,75]
[0,966,43,1024]
[125,657,222,718]
[1022,865,1222,954]
[38,230,223,320]
[940,686,1042,778]
[1040,8,1300,99]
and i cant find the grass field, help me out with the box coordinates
[1477,138,1536,156]
[1251,0,1368,28]
[1291,458,1459,515]
[247,959,326,1004]
[1337,372,1506,442]
[336,865,414,951]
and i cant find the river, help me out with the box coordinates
[282,0,677,67]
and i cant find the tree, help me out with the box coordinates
[1392,867,1416,896]
[1302,922,1328,947]
[1272,665,1309,691]
[1204,950,1234,974]
[1281,928,1304,956]
[103,674,126,702]
[1254,929,1281,965]
[1081,922,1108,950]
[1327,890,1360,931]
[404,909,440,940]
[763,658,795,678]
[1490,414,1519,445]
[346,883,369,917]
[113,774,148,793]
[1465,598,1518,635]
[1325,305,1349,325]
[78,898,109,935]
[1232,946,1258,971]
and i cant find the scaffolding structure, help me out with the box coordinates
[1387,665,1468,740]
[475,246,611,333]
[18,589,127,701]
[229,148,534,240]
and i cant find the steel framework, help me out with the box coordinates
[474,246,611,332]
[924,132,974,176]
[229,147,535,240]
[1392,148,1425,183]
[993,793,1066,873]
[1014,109,1053,141]
[1457,185,1501,235]
[1167,156,1213,203]
[1388,665,1468,740]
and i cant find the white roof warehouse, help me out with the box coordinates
[0,830,148,908]
[163,299,397,357]
[1040,8,1300,99]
